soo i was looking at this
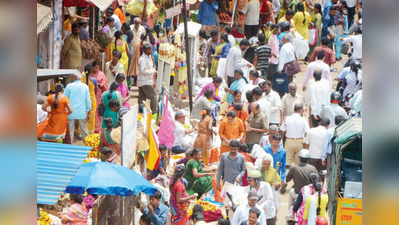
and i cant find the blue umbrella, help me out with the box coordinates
[65,162,158,196]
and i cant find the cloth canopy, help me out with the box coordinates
[37,69,80,83]
[65,162,159,196]
[63,0,115,11]
[37,3,53,35]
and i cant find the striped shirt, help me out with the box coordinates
[254,44,272,71]
[118,106,130,127]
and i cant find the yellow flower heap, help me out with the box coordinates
[187,199,218,217]
[38,210,51,225]
[84,134,100,161]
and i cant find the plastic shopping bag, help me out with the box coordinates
[272,186,281,211]
[293,31,310,59]
[308,28,318,46]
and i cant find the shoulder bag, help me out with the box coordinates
[283,59,301,77]
[98,102,105,116]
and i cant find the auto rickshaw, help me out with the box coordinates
[327,117,362,225]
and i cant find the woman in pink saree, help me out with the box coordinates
[59,194,88,225]
[91,61,108,133]
[115,73,130,108]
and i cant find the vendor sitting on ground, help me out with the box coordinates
[174,150,206,167]
[191,89,216,120]
[195,76,223,102]
[183,148,216,198]
[143,191,169,225]
[101,146,121,164]
[172,110,197,154]
[153,144,171,179]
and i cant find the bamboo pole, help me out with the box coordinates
[181,0,193,113]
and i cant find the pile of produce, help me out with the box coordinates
[237,14,246,26]
[38,210,51,225]
[219,12,232,23]
[84,134,100,160]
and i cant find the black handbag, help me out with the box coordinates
[98,102,105,116]
[341,43,350,55]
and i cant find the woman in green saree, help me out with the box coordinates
[184,149,216,198]
[209,33,231,77]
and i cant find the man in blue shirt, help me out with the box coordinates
[64,72,91,142]
[263,133,287,189]
[323,0,338,19]
[143,191,169,225]
[197,0,219,26]
[321,115,346,186]
[321,5,337,49]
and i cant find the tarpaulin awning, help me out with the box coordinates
[90,0,114,11]
[37,3,53,36]
[334,117,362,144]
[37,69,80,83]
[63,0,114,11]
[37,141,92,205]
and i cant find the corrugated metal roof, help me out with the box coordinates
[37,3,53,36]
[37,141,91,205]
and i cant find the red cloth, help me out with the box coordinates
[203,209,223,223]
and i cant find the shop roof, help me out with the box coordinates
[37,3,53,35]
[334,117,362,144]
[37,69,80,83]
[37,141,91,205]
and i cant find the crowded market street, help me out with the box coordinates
[37,0,362,224]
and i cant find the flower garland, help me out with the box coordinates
[84,134,100,161]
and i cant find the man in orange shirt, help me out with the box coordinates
[227,104,249,123]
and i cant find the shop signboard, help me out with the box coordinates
[121,104,138,168]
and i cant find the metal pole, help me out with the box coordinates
[181,0,193,113]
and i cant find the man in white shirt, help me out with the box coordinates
[224,26,236,47]
[280,103,309,165]
[306,69,331,128]
[303,51,332,91]
[232,189,267,225]
[251,87,271,120]
[245,170,276,224]
[259,125,282,148]
[106,7,121,31]
[277,34,296,83]
[105,50,125,86]
[138,43,157,113]
[130,17,146,47]
[172,110,197,154]
[241,0,260,39]
[281,83,304,121]
[226,39,252,87]
[260,80,281,126]
[304,118,330,181]
[341,25,362,65]
[320,91,348,128]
